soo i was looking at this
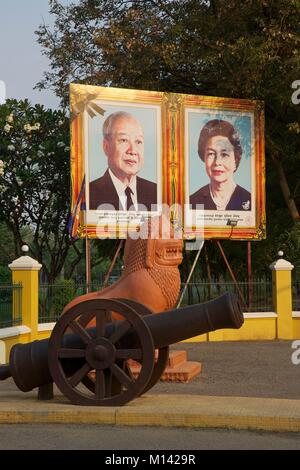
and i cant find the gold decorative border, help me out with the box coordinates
[181,94,266,240]
[70,84,168,238]
[70,85,266,240]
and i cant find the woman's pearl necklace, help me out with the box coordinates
[209,183,237,211]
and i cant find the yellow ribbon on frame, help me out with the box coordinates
[70,93,106,122]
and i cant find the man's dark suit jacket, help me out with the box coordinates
[89,169,157,211]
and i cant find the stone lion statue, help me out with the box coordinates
[63,216,183,318]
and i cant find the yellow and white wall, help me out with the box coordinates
[0,253,299,363]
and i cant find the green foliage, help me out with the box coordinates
[0,222,33,266]
[0,99,82,282]
[0,99,69,229]
[277,222,300,274]
[50,279,76,317]
[34,0,300,277]
[0,223,17,265]
[0,266,11,284]
[91,238,124,278]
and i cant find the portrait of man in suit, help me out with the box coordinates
[89,111,157,211]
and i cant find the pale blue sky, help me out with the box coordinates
[0,0,74,109]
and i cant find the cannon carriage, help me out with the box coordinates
[0,292,244,406]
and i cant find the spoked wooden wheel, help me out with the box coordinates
[75,298,169,396]
[48,298,155,406]
[116,299,169,394]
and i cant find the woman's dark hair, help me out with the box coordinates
[198,119,242,170]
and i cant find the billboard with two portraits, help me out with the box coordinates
[70,84,265,240]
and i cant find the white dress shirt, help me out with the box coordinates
[108,169,138,211]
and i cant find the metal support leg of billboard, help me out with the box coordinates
[102,240,124,288]
[85,236,91,294]
[216,240,247,310]
[247,241,253,310]
[176,240,205,308]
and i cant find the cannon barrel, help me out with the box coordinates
[0,292,243,393]
[127,291,243,349]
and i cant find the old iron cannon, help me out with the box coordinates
[0,293,244,406]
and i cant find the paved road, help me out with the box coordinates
[0,423,300,450]
[154,340,300,399]
[3,340,298,398]
[1,340,300,451]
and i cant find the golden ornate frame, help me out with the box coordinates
[181,94,265,240]
[70,85,265,240]
[70,84,168,238]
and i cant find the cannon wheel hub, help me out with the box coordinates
[86,339,116,370]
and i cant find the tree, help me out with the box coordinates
[35,0,300,276]
[0,223,19,266]
[0,99,83,283]
[0,223,34,283]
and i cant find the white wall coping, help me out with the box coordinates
[0,341,6,364]
[243,312,277,319]
[38,323,56,332]
[269,258,294,271]
[0,324,55,340]
[292,311,300,318]
[0,325,31,339]
[8,255,42,271]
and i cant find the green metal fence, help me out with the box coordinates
[5,276,298,327]
[39,282,103,323]
[292,278,300,311]
[179,278,274,312]
[38,275,275,325]
[0,283,22,328]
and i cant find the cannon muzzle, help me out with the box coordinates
[0,292,243,405]
[141,291,243,348]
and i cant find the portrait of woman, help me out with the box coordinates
[190,119,252,211]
